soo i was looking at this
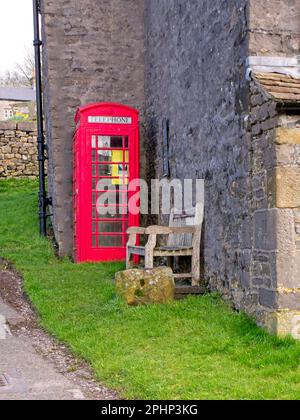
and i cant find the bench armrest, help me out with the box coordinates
[127,227,146,235]
[127,227,145,247]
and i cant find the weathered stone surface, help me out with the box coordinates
[0,121,17,130]
[249,0,300,55]
[17,122,36,133]
[276,209,296,251]
[253,209,277,251]
[259,288,277,309]
[278,290,300,311]
[276,167,300,208]
[276,144,296,166]
[264,310,300,338]
[115,267,175,306]
[41,0,146,256]
[276,128,300,145]
[0,124,38,178]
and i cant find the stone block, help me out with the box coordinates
[276,209,295,251]
[276,167,300,208]
[276,145,295,166]
[278,311,300,339]
[280,243,299,270]
[276,127,300,145]
[115,267,175,306]
[259,288,277,309]
[278,290,300,311]
[251,93,263,107]
[264,310,300,339]
[4,131,15,137]
[261,117,279,132]
[17,122,36,132]
[0,121,17,130]
[253,209,277,250]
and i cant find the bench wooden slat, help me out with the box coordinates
[173,273,193,279]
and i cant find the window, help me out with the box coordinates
[4,109,13,120]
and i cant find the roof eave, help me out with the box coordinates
[276,101,300,112]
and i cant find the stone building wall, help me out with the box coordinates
[0,121,38,178]
[144,0,300,335]
[272,114,300,335]
[41,0,146,256]
[145,0,251,305]
[246,88,300,335]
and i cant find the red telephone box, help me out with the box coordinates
[73,103,140,263]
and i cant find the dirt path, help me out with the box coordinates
[0,259,119,400]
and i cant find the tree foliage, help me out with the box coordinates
[0,49,35,88]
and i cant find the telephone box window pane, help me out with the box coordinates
[92,150,96,162]
[110,137,123,148]
[92,136,97,148]
[98,164,115,177]
[92,236,97,248]
[97,149,128,163]
[96,206,127,218]
[92,222,96,233]
[96,213,125,220]
[97,190,128,206]
[96,205,127,218]
[98,222,123,233]
[96,136,123,149]
[92,165,96,176]
[124,137,129,148]
[96,178,114,188]
[98,236,123,248]
[98,150,112,162]
[98,136,111,148]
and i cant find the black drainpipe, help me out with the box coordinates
[33,0,48,236]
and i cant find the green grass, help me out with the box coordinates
[0,178,299,400]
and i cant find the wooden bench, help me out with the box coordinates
[126,202,204,286]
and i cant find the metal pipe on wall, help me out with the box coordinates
[33,0,47,236]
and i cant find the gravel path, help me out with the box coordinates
[0,259,119,400]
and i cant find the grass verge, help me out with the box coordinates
[0,179,299,400]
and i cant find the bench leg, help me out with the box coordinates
[191,253,200,286]
[145,250,154,269]
[167,257,173,271]
[145,234,156,270]
[126,248,133,269]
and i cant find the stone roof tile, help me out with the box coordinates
[253,72,300,103]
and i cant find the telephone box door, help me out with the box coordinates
[74,103,140,263]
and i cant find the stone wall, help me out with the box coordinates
[249,0,300,56]
[41,0,146,256]
[247,98,300,335]
[145,0,251,307]
[271,116,300,335]
[247,81,280,326]
[0,121,38,178]
[144,0,300,335]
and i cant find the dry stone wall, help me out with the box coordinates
[0,121,38,178]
